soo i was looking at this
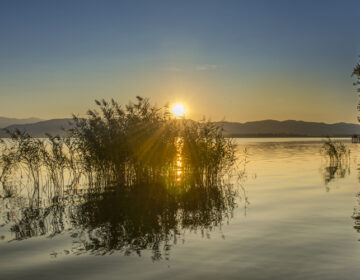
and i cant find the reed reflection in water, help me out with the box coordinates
[320,138,351,189]
[0,180,239,260]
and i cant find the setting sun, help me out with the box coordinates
[172,103,186,117]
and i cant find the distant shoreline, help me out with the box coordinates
[1,118,360,138]
[226,134,352,138]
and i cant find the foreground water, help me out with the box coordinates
[1,138,360,280]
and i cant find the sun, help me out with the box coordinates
[172,103,186,117]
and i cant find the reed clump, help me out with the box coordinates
[321,137,350,185]
[0,130,82,199]
[69,96,236,187]
[180,120,236,186]
[4,130,43,189]
[321,137,350,165]
[0,139,16,186]
[0,96,237,190]
[0,97,242,260]
[70,96,178,186]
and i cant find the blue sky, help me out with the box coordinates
[1,0,360,122]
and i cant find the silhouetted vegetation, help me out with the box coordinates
[321,137,349,164]
[0,97,236,192]
[320,137,350,185]
[353,61,360,122]
[70,97,178,186]
[0,130,81,200]
[352,62,360,92]
[0,97,243,259]
[69,97,236,187]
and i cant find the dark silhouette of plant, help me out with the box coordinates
[352,62,360,121]
[320,137,350,186]
[321,137,349,163]
[181,120,236,186]
[0,139,17,188]
[68,96,236,187]
[352,62,360,91]
[70,97,178,186]
[40,134,67,190]
[0,96,244,260]
[3,130,44,203]
[0,97,237,189]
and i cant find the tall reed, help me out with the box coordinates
[69,97,236,187]
[321,137,350,165]
[180,120,236,186]
[321,137,350,185]
[0,96,237,190]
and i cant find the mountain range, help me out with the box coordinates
[0,117,43,129]
[1,118,360,138]
[0,119,73,137]
[218,120,360,137]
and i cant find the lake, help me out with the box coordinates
[1,138,360,280]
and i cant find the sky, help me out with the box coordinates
[1,0,360,123]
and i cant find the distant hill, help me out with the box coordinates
[0,119,73,137]
[218,120,360,137]
[0,117,43,128]
[1,118,360,138]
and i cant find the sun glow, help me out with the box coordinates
[172,103,186,117]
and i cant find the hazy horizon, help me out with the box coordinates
[2,115,360,126]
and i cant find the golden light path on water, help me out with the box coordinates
[175,137,184,182]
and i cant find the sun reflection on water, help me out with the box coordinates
[175,138,184,182]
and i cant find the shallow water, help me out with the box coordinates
[1,138,360,280]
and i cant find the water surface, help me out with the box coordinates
[1,138,360,280]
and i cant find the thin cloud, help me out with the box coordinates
[196,64,218,71]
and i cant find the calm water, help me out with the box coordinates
[1,138,360,280]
